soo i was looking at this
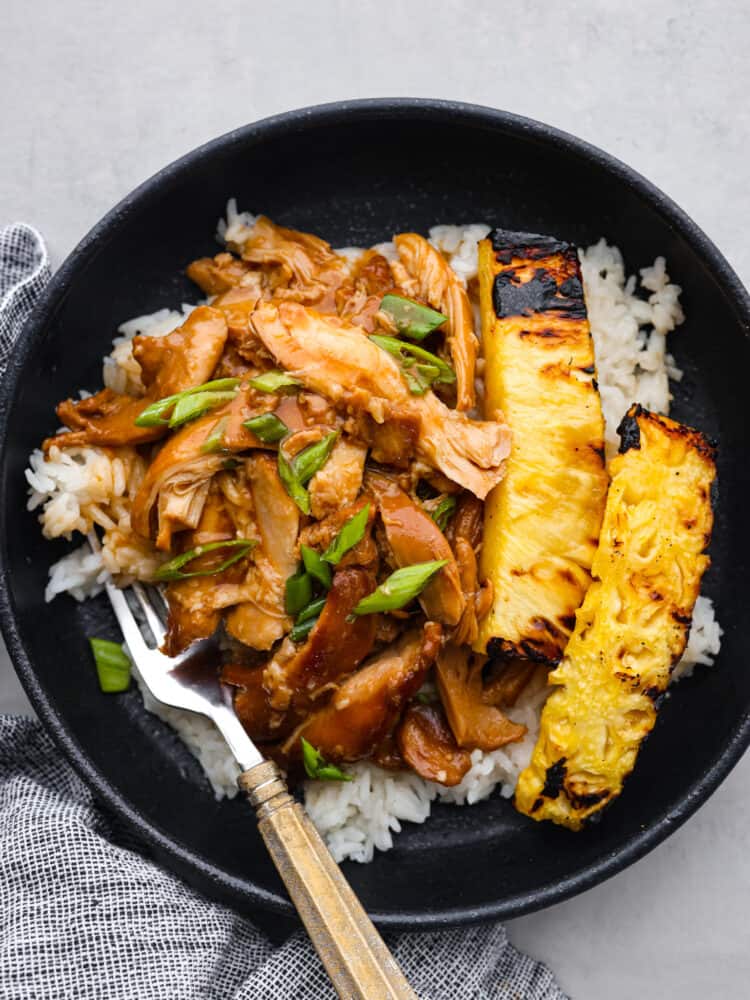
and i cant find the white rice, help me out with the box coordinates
[26,212,722,862]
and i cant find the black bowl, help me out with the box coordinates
[2,99,749,929]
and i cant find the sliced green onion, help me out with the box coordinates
[89,638,131,693]
[290,617,318,643]
[249,370,302,393]
[293,432,339,485]
[243,412,288,443]
[369,335,456,395]
[277,432,338,513]
[430,495,457,532]
[380,293,447,341]
[134,378,240,427]
[278,447,310,515]
[300,737,352,781]
[153,539,255,582]
[296,596,327,625]
[353,559,448,615]
[285,569,313,616]
[322,503,370,566]
[301,544,332,589]
[201,416,229,453]
[168,390,236,429]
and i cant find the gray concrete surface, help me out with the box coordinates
[2,1,749,996]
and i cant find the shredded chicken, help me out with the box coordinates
[367,472,465,626]
[262,567,377,714]
[131,412,228,549]
[394,233,478,411]
[230,216,350,311]
[163,486,240,655]
[49,306,228,450]
[337,251,395,331]
[397,703,471,786]
[250,301,510,498]
[42,213,553,790]
[309,437,367,519]
[223,454,300,650]
[283,623,443,762]
[435,644,526,752]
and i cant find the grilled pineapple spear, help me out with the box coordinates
[474,230,609,662]
[515,405,716,829]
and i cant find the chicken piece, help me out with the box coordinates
[474,230,609,663]
[481,659,536,708]
[362,411,421,468]
[436,644,526,752]
[283,623,443,762]
[133,307,229,395]
[515,406,716,830]
[446,494,492,647]
[366,472,465,626]
[231,216,349,311]
[221,662,298,743]
[211,281,264,337]
[299,497,379,570]
[220,383,286,452]
[50,307,229,449]
[397,703,472,786]
[394,233,478,411]
[186,252,257,295]
[223,454,301,650]
[131,412,228,550]
[163,485,240,655]
[250,302,510,498]
[370,733,405,771]
[263,567,378,714]
[309,437,367,520]
[337,251,395,331]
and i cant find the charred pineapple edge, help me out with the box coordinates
[514,404,717,829]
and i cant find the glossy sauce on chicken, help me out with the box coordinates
[49,215,532,785]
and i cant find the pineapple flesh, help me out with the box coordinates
[515,405,717,829]
[474,230,609,663]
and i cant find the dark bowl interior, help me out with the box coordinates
[2,100,749,929]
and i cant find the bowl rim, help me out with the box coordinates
[2,97,750,929]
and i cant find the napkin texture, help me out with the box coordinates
[0,223,565,1000]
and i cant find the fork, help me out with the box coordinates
[89,534,416,1000]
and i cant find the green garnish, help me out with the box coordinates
[201,416,229,453]
[249,370,302,393]
[369,335,456,395]
[353,560,448,615]
[293,432,339,485]
[379,293,447,341]
[321,503,370,566]
[296,596,327,625]
[290,617,318,643]
[243,412,288,443]
[277,432,339,514]
[168,390,236,429]
[285,569,313,616]
[430,495,457,532]
[301,544,332,589]
[301,737,352,781]
[277,448,311,515]
[89,638,131,693]
[134,378,240,427]
[153,539,255,582]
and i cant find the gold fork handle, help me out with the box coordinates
[239,761,417,1000]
